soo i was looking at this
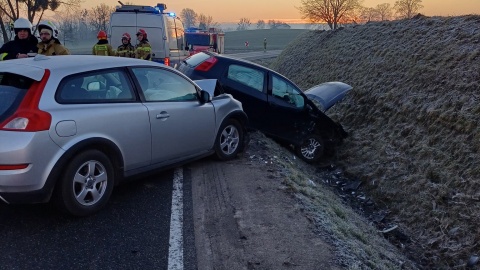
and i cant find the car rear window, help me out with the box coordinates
[0,73,34,123]
[183,52,211,67]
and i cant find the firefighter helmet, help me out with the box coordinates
[13,18,33,34]
[38,21,58,38]
[122,32,131,41]
[136,29,147,39]
[97,30,107,40]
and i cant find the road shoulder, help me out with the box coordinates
[189,157,339,269]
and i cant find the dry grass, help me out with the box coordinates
[270,14,480,268]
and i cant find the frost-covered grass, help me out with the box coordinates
[246,131,417,269]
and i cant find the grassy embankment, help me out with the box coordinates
[271,15,480,268]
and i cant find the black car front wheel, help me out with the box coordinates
[55,150,115,216]
[214,119,244,161]
[295,135,324,163]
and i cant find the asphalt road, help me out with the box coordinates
[0,169,197,270]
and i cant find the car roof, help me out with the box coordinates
[0,55,167,81]
[198,52,268,69]
[207,52,297,81]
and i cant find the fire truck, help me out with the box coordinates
[109,3,187,66]
[185,27,225,55]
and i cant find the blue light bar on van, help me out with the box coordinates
[167,12,176,17]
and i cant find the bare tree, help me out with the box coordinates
[0,5,12,42]
[180,8,197,29]
[198,13,218,30]
[237,17,250,31]
[0,0,77,41]
[298,0,361,30]
[375,3,392,21]
[360,7,379,22]
[89,3,115,33]
[56,7,92,45]
[256,19,265,29]
[268,20,290,29]
[56,15,76,45]
[394,0,423,19]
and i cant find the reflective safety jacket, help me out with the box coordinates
[116,44,135,58]
[93,40,115,56]
[37,39,70,56]
[135,40,151,60]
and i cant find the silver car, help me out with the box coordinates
[0,55,248,216]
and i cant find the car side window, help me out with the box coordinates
[57,69,134,103]
[271,74,304,108]
[227,64,264,92]
[132,67,198,102]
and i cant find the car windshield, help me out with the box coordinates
[0,73,34,123]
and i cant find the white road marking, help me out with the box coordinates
[168,167,184,270]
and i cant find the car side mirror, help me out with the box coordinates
[199,90,211,103]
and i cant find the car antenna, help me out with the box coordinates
[117,1,124,6]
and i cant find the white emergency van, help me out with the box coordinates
[109,3,187,66]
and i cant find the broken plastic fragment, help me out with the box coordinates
[356,194,366,200]
[467,255,479,267]
[379,225,398,233]
[448,227,460,236]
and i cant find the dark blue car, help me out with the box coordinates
[178,52,352,163]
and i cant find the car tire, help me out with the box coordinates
[295,135,324,163]
[214,119,243,161]
[55,150,114,216]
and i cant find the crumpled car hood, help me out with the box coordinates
[304,82,353,112]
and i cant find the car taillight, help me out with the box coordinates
[164,57,170,66]
[194,57,218,72]
[0,70,51,132]
[0,164,29,170]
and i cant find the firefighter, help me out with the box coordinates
[135,29,151,60]
[37,21,70,56]
[116,33,135,58]
[93,30,115,56]
[0,18,38,60]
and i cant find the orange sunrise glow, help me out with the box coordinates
[74,0,479,23]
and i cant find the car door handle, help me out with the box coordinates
[156,112,170,119]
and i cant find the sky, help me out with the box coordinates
[93,0,479,23]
